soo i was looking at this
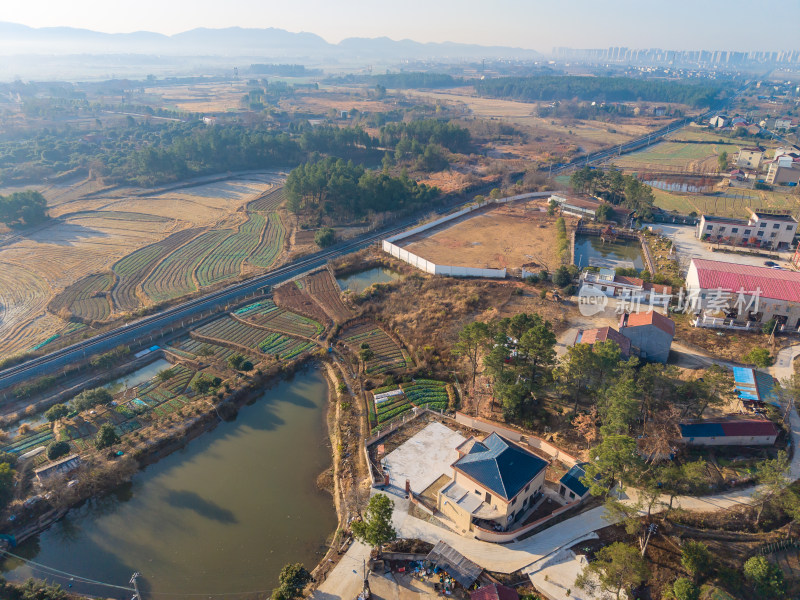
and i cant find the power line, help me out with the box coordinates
[1,549,135,592]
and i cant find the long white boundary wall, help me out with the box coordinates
[383,191,552,278]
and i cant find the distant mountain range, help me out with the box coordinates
[0,22,540,62]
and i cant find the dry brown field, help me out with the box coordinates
[0,174,286,357]
[401,201,569,272]
[143,82,253,113]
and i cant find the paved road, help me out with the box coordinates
[1,107,714,392]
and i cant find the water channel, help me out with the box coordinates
[573,235,645,270]
[2,367,337,598]
[336,266,402,292]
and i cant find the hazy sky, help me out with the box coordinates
[2,0,799,52]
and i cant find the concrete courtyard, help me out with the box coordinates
[651,223,794,271]
[381,422,466,495]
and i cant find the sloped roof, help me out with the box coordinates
[621,311,675,336]
[680,419,778,438]
[559,462,590,497]
[691,258,800,303]
[643,282,673,295]
[426,541,482,588]
[575,326,632,356]
[471,584,519,600]
[452,433,548,501]
[614,275,644,287]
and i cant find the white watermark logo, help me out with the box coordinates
[578,286,609,316]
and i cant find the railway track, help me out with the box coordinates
[0,94,742,390]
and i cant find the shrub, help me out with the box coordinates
[680,540,710,580]
[191,374,222,395]
[553,265,572,287]
[73,388,113,412]
[761,318,777,335]
[46,441,71,461]
[743,556,785,599]
[744,347,772,367]
[672,578,700,600]
[156,368,176,381]
[45,404,70,422]
[314,227,336,248]
[95,423,120,449]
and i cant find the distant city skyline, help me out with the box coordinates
[2,0,799,53]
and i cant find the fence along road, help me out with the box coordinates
[0,103,738,390]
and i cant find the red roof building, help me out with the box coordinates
[688,258,800,304]
[620,310,676,336]
[619,311,675,363]
[471,584,520,600]
[574,326,632,356]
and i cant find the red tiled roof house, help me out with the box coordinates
[619,310,675,363]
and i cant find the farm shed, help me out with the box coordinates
[471,583,519,600]
[34,455,81,483]
[733,367,782,408]
[679,418,779,446]
[425,541,482,588]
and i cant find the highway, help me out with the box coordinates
[0,99,736,390]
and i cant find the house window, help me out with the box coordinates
[719,227,726,232]
[706,225,712,231]
[787,225,794,230]
[744,229,751,235]
[570,492,576,500]
[760,222,766,227]
[732,228,738,233]
[485,492,492,504]
[475,490,481,495]
[773,223,780,229]
[559,485,566,496]
[524,484,530,493]
[511,497,516,505]
[758,231,765,237]
[772,232,777,238]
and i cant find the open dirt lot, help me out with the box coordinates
[401,202,567,271]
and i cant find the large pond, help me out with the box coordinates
[336,266,401,292]
[2,367,336,598]
[573,235,645,270]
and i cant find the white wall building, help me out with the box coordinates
[686,258,800,330]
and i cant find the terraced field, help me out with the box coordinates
[342,322,407,375]
[248,186,286,212]
[273,281,331,326]
[112,227,204,311]
[369,380,449,429]
[48,273,114,322]
[167,338,237,362]
[196,214,266,287]
[234,300,324,338]
[193,316,314,360]
[305,270,351,323]
[142,230,232,303]
[247,212,285,269]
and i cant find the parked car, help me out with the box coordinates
[764,260,778,267]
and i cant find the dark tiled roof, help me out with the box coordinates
[453,433,548,501]
[559,463,590,497]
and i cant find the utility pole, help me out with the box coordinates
[130,572,142,600]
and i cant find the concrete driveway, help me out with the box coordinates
[651,223,794,271]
